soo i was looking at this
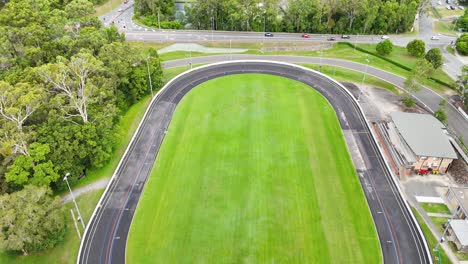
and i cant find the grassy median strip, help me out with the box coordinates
[127,74,381,263]
[420,203,452,215]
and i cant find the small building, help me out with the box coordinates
[391,112,457,174]
[446,186,468,219]
[447,219,468,252]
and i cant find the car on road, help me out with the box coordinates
[450,5,456,9]
[447,5,451,9]
[431,35,440,40]
[381,35,390,39]
[438,0,442,5]
[301,34,310,38]
[460,6,465,10]
[341,35,350,39]
[264,32,274,37]
[327,37,336,41]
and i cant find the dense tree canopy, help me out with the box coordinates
[0,0,164,193]
[0,185,65,255]
[180,0,420,34]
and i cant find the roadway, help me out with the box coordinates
[101,0,465,78]
[78,61,431,264]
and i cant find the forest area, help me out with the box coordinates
[0,0,163,254]
[134,0,421,34]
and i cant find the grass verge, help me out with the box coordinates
[421,203,452,214]
[434,21,458,36]
[0,189,104,264]
[412,208,452,264]
[446,46,456,55]
[127,74,381,263]
[300,64,399,94]
[94,0,124,17]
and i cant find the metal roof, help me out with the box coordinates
[450,220,468,246]
[391,112,457,159]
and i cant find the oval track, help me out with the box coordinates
[78,61,431,264]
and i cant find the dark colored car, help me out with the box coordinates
[264,32,274,37]
[327,37,336,41]
[341,35,350,39]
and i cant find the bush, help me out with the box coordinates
[456,33,468,56]
[140,15,183,29]
[425,48,443,69]
[406,39,426,57]
[402,97,416,108]
[376,39,393,55]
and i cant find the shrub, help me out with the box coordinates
[425,48,443,69]
[456,33,468,56]
[376,39,393,55]
[406,39,426,57]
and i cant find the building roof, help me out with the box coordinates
[450,220,468,246]
[391,112,457,159]
[450,186,468,216]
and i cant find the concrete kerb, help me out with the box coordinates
[78,59,432,263]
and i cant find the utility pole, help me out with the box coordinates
[358,56,370,102]
[157,10,161,30]
[64,173,85,229]
[146,56,154,98]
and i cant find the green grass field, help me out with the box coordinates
[127,74,381,263]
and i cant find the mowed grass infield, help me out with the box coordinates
[127,74,381,263]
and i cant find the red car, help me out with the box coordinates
[301,34,310,38]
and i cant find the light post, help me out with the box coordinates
[63,173,85,229]
[358,56,370,101]
[319,42,324,72]
[146,56,154,98]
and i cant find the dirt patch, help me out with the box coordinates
[448,157,468,184]
[340,82,429,121]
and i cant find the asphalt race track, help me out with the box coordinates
[78,61,431,264]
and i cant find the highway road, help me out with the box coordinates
[101,0,465,79]
[164,55,468,142]
[78,61,431,264]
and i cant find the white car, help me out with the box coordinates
[446,5,451,9]
[460,6,465,10]
[438,1,442,5]
[381,35,390,39]
[431,35,440,40]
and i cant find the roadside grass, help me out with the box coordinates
[434,21,458,36]
[412,208,452,264]
[94,0,123,17]
[435,7,464,18]
[300,64,399,94]
[67,96,152,191]
[127,74,381,263]
[449,242,468,260]
[421,203,452,214]
[430,217,449,233]
[0,189,104,264]
[127,41,174,51]
[447,46,456,55]
[159,51,220,61]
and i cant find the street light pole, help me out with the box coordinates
[358,56,370,102]
[63,173,85,229]
[146,56,154,98]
